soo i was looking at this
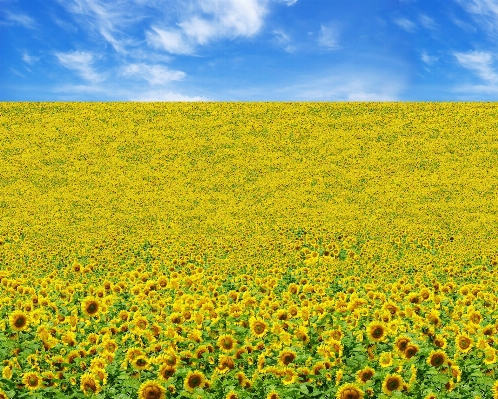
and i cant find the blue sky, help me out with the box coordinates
[1,0,498,101]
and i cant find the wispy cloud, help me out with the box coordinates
[421,51,438,65]
[55,50,107,83]
[2,10,38,29]
[456,0,498,35]
[22,51,40,65]
[119,63,186,85]
[276,0,298,6]
[394,18,416,32]
[56,0,145,54]
[126,89,211,101]
[146,0,268,54]
[318,24,341,50]
[146,27,196,55]
[454,50,498,83]
[272,29,296,53]
[419,14,438,30]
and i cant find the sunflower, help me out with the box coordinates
[492,380,498,399]
[183,370,206,393]
[0,389,8,399]
[433,335,447,349]
[356,366,375,384]
[394,336,410,352]
[450,365,462,383]
[250,316,268,338]
[455,334,473,353]
[158,364,176,381]
[226,392,238,399]
[382,374,404,396]
[138,380,166,399]
[80,373,102,396]
[404,343,420,359]
[22,372,42,391]
[426,350,448,368]
[217,334,237,352]
[279,349,297,366]
[366,321,387,343]
[2,365,12,379]
[423,393,437,399]
[132,356,150,371]
[485,348,497,365]
[81,297,101,317]
[267,390,280,399]
[295,325,310,344]
[379,352,393,368]
[9,310,29,332]
[335,382,364,399]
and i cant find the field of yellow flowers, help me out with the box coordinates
[0,102,498,399]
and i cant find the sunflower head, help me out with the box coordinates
[80,373,102,396]
[217,334,236,352]
[427,350,448,368]
[367,322,386,342]
[250,317,268,337]
[335,382,364,399]
[158,364,176,381]
[22,372,42,391]
[81,297,101,317]
[9,311,29,332]
[382,374,404,395]
[183,370,206,393]
[138,380,166,399]
[356,367,375,383]
[279,349,297,366]
[404,344,419,359]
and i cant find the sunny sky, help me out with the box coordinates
[1,0,498,101]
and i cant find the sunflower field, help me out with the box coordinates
[1,102,498,399]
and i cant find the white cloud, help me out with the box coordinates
[394,18,416,32]
[3,10,38,29]
[9,68,26,78]
[55,50,107,83]
[146,26,195,55]
[318,24,341,50]
[22,51,40,65]
[454,50,498,83]
[421,51,438,65]
[455,0,498,35]
[119,63,186,85]
[56,0,146,54]
[419,14,437,30]
[276,0,298,5]
[272,29,296,53]
[146,0,268,54]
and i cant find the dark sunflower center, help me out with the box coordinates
[282,353,295,365]
[459,339,470,349]
[87,303,98,314]
[137,359,147,367]
[189,375,201,388]
[84,381,97,392]
[144,386,161,399]
[372,327,383,338]
[28,376,38,386]
[15,316,26,328]
[254,323,264,333]
[431,354,444,367]
[222,339,233,349]
[162,368,175,378]
[362,371,373,381]
[342,388,360,399]
[387,378,400,390]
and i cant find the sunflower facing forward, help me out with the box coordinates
[382,374,404,396]
[81,297,101,318]
[184,370,206,393]
[138,380,166,399]
[9,310,29,332]
[366,321,387,343]
[335,382,364,399]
